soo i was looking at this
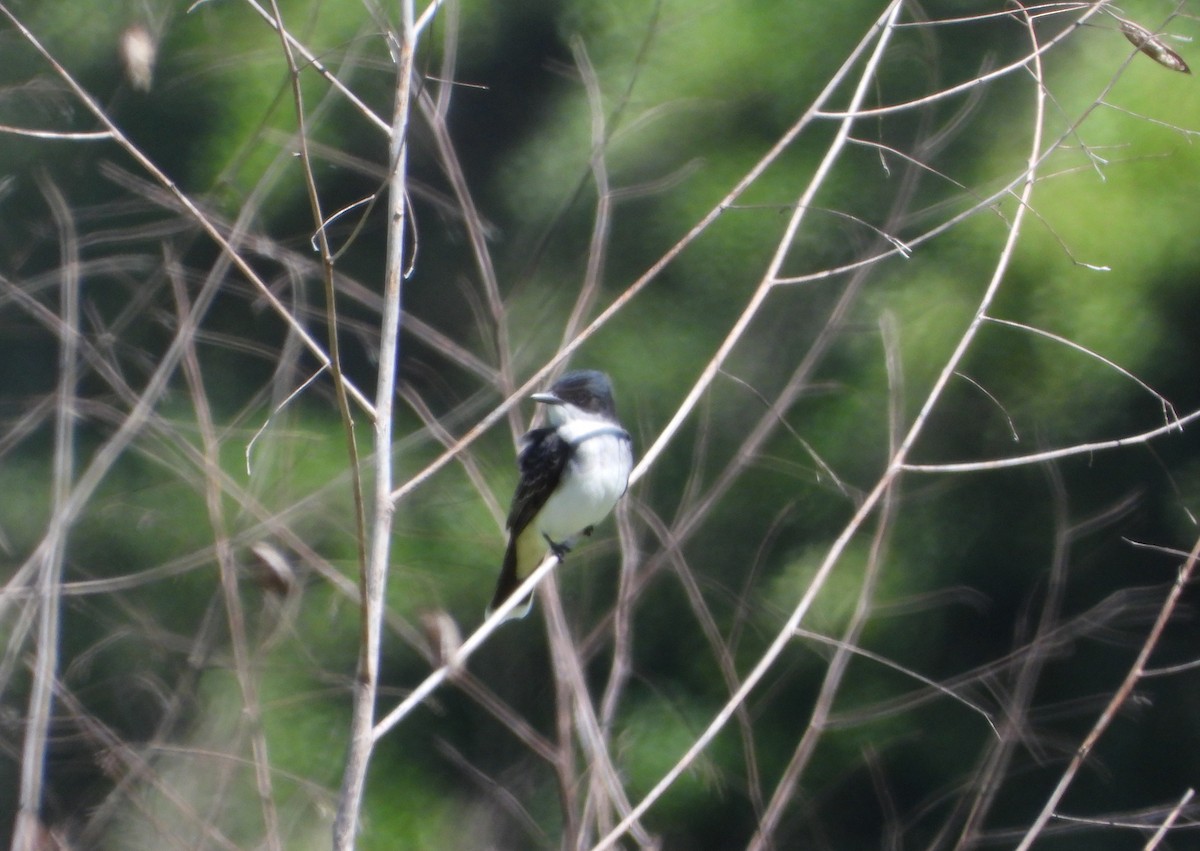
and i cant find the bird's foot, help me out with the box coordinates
[544,535,571,559]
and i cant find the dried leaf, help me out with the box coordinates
[1119,19,1191,74]
[120,24,157,91]
[249,541,296,596]
[419,610,463,669]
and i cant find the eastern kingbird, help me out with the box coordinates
[488,370,634,620]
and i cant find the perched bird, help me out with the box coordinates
[488,370,634,620]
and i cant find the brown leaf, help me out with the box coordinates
[1119,19,1191,74]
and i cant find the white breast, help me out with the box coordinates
[536,423,632,545]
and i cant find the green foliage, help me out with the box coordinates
[5,0,1200,848]
[619,693,733,822]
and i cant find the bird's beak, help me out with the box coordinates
[531,391,563,405]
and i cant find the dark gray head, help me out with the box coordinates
[532,370,618,419]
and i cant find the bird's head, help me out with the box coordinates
[532,370,618,425]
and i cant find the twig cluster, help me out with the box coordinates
[3,1,1200,849]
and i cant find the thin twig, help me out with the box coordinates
[985,316,1179,427]
[12,175,80,851]
[1015,534,1200,850]
[901,407,1200,473]
[0,2,376,418]
[594,0,1044,840]
[542,575,656,849]
[372,552,564,739]
[1142,787,1193,851]
[747,313,906,851]
[384,0,894,510]
[170,266,282,851]
[559,36,612,352]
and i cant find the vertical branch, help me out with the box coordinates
[170,267,282,851]
[266,0,368,573]
[415,87,519,419]
[267,2,369,840]
[597,499,640,735]
[12,176,79,851]
[334,0,417,846]
[559,36,612,350]
[262,13,373,828]
[541,575,656,849]
[431,0,459,118]
[542,575,581,850]
[584,503,647,839]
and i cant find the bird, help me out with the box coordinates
[488,370,634,620]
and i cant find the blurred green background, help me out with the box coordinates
[2,0,1200,848]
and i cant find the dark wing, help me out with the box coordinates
[488,427,572,617]
[505,426,571,536]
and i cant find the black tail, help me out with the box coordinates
[487,536,532,619]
